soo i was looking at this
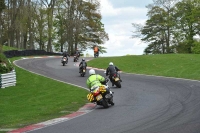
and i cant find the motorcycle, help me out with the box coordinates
[80,67,86,77]
[61,57,68,66]
[105,71,122,88]
[74,55,79,62]
[111,72,122,88]
[94,51,99,58]
[87,78,114,108]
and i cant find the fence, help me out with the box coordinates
[0,70,16,88]
[3,50,61,58]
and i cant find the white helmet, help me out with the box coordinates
[89,69,95,75]
[109,62,113,66]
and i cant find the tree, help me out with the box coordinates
[41,0,56,52]
[34,5,48,50]
[0,0,6,13]
[173,0,200,53]
[0,0,6,51]
[0,0,109,54]
[80,0,108,53]
[132,0,179,54]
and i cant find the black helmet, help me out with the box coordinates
[82,58,85,61]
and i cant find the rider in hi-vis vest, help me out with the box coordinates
[86,69,105,90]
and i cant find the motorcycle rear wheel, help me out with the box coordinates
[81,73,85,77]
[115,81,121,88]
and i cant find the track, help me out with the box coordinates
[14,57,200,133]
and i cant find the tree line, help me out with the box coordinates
[132,0,200,54]
[0,0,109,55]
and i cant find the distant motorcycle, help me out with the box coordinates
[80,67,86,77]
[61,57,68,66]
[94,52,99,58]
[87,78,114,108]
[74,55,78,62]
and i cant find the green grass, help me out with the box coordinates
[87,54,200,80]
[0,57,89,129]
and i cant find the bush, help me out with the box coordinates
[0,53,13,74]
[192,41,200,54]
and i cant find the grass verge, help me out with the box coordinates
[0,57,89,129]
[87,54,200,80]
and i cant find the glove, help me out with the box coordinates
[101,81,106,85]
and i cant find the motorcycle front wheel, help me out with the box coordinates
[109,97,114,106]
[101,99,109,108]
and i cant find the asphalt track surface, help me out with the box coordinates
[14,56,200,133]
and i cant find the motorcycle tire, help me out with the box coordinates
[101,99,109,108]
[108,97,114,106]
[62,62,65,66]
[115,81,121,88]
[110,101,114,105]
[81,73,85,77]
[109,101,114,106]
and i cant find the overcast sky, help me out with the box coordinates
[84,0,153,57]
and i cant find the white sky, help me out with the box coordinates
[84,0,153,57]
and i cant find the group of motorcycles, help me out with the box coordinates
[61,54,122,109]
[61,54,80,66]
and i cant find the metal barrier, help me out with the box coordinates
[0,70,16,88]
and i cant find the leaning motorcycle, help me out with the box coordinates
[110,72,122,88]
[61,57,68,66]
[104,72,122,88]
[80,67,86,77]
[87,78,114,108]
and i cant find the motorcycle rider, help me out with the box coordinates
[74,49,80,58]
[87,69,106,90]
[106,62,122,86]
[86,69,114,105]
[93,45,99,57]
[79,58,87,73]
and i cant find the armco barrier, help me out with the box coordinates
[0,70,16,88]
[3,50,61,58]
